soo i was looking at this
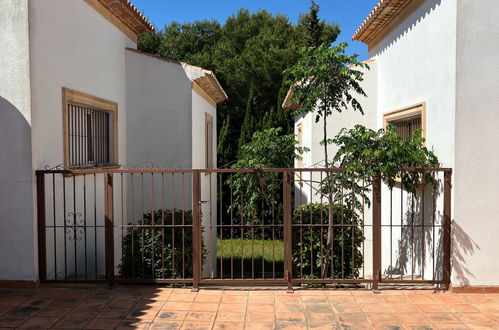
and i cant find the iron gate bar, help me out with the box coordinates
[35,167,452,290]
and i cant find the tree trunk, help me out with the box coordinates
[320,106,335,279]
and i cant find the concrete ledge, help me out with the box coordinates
[450,285,499,294]
[0,280,40,288]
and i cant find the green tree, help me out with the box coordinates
[238,89,255,152]
[285,42,368,276]
[298,0,340,48]
[137,5,339,164]
[217,115,234,168]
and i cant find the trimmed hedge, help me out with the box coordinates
[292,203,364,279]
[119,209,195,279]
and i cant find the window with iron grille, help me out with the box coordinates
[383,102,426,142]
[63,88,118,169]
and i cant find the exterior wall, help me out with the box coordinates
[125,51,193,169]
[192,90,218,278]
[370,0,457,282]
[0,0,35,280]
[454,0,499,286]
[25,0,135,281]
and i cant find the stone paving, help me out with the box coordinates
[0,285,498,329]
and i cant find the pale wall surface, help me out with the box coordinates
[192,89,218,278]
[0,0,35,280]
[125,50,193,169]
[25,0,135,281]
[370,0,456,281]
[454,0,499,286]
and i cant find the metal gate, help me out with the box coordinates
[36,167,451,290]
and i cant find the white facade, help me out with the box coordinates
[0,0,224,282]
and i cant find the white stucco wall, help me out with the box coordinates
[24,0,135,281]
[192,90,218,278]
[0,0,35,281]
[370,0,456,282]
[454,0,499,286]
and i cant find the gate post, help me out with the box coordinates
[105,172,115,288]
[283,171,293,293]
[442,170,452,289]
[36,171,47,282]
[372,174,382,292]
[192,170,201,291]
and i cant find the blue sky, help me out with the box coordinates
[132,0,379,60]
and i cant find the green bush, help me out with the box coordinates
[119,209,195,279]
[292,203,364,279]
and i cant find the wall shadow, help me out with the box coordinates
[451,220,479,285]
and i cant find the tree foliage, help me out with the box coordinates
[137,4,339,166]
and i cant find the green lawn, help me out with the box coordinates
[216,238,284,262]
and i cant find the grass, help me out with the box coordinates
[216,238,284,262]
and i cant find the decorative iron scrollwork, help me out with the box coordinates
[65,212,86,241]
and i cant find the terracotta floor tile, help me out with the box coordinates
[387,304,420,313]
[77,298,109,310]
[473,303,499,314]
[95,308,130,319]
[359,304,394,313]
[126,308,159,320]
[52,310,98,329]
[246,311,275,323]
[305,312,337,323]
[133,299,165,310]
[105,299,137,310]
[446,303,480,313]
[329,296,355,304]
[383,296,412,304]
[366,313,399,324]
[162,302,193,311]
[276,322,308,329]
[372,325,403,330]
[213,322,243,330]
[83,318,122,329]
[215,311,245,323]
[157,310,188,321]
[185,311,217,322]
[275,303,303,313]
[308,323,340,329]
[403,324,434,330]
[433,295,466,305]
[222,295,248,304]
[6,305,42,318]
[248,304,275,313]
[218,303,247,313]
[418,304,449,313]
[149,321,182,329]
[249,295,275,304]
[355,295,384,304]
[408,296,437,305]
[326,290,353,296]
[301,296,329,303]
[430,324,468,329]
[298,290,327,296]
[18,317,59,328]
[463,295,494,304]
[180,321,213,330]
[456,313,496,325]
[276,295,301,303]
[303,303,333,314]
[275,312,306,323]
[330,302,362,313]
[116,319,151,329]
[423,313,461,324]
[336,313,369,324]
[0,317,27,328]
[194,294,222,303]
[223,290,249,296]
[244,323,275,329]
[190,302,220,312]
[168,294,196,302]
[395,313,429,324]
[35,307,71,318]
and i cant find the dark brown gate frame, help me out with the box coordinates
[35,167,452,291]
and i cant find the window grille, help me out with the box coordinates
[390,116,422,141]
[68,103,111,167]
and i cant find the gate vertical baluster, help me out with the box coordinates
[36,172,47,282]
[192,170,201,291]
[443,171,452,289]
[105,172,114,288]
[283,171,293,293]
[372,174,382,292]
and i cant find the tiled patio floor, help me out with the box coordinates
[0,286,498,329]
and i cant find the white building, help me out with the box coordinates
[0,0,226,282]
[287,0,499,289]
